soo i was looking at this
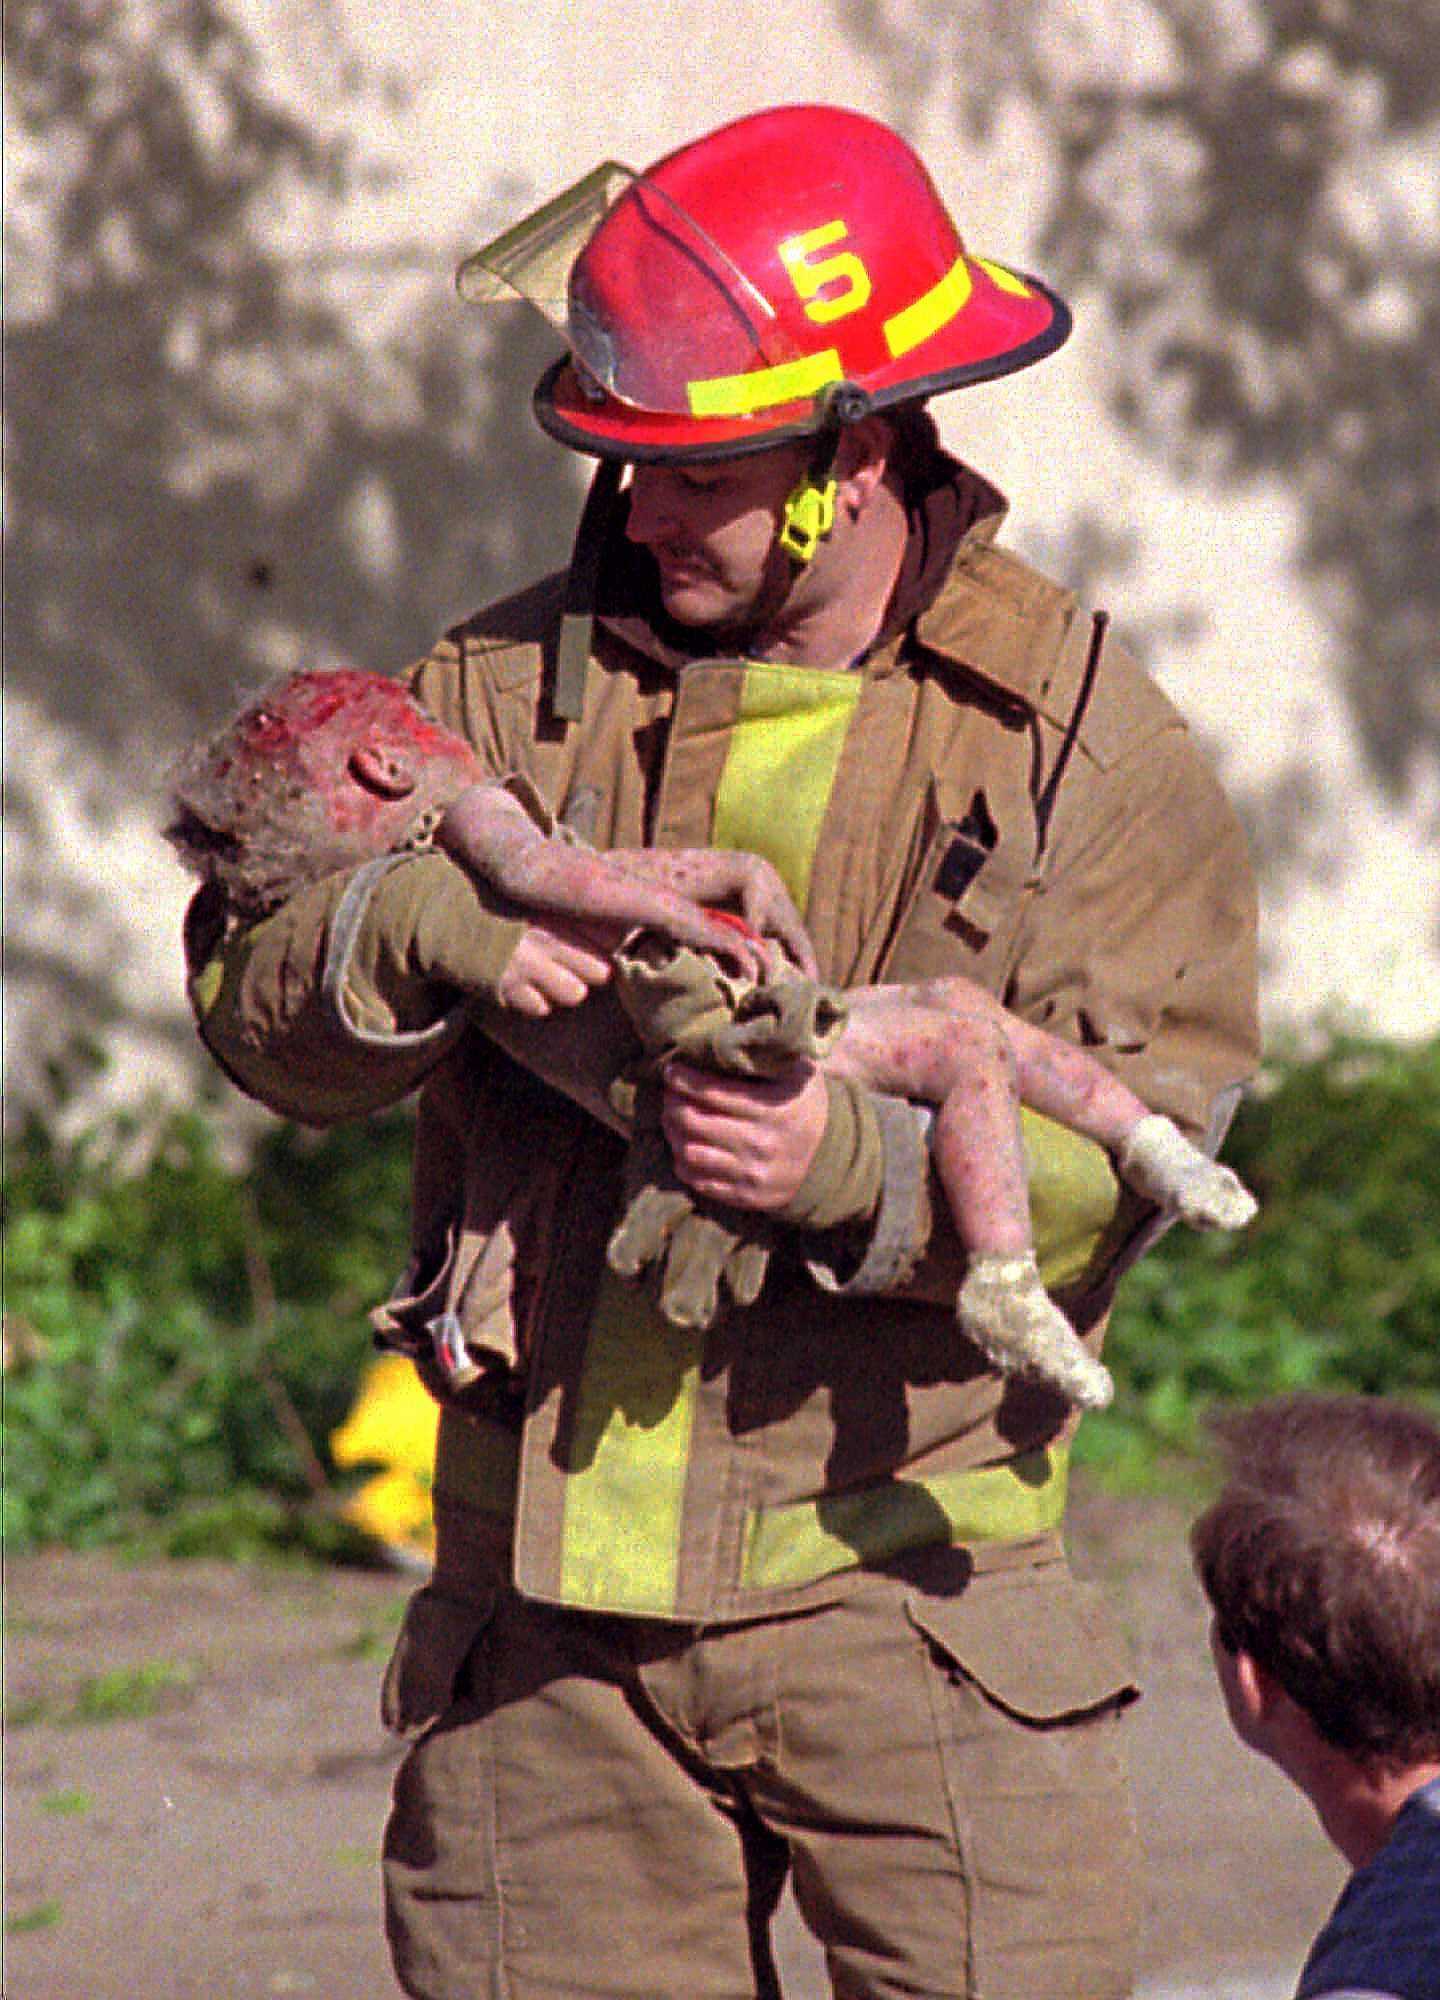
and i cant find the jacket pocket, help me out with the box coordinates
[906,1559,1145,1993]
[905,1558,1139,1722]
[879,778,1033,986]
[381,1581,497,1738]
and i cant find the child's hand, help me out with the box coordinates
[495,916,616,1016]
[606,848,818,978]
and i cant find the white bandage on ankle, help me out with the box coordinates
[957,1251,1115,1411]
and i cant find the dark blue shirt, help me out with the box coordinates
[1296,1774,1440,2000]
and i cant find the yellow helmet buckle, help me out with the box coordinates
[779,474,838,564]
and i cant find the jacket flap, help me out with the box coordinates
[380,1580,497,1737]
[913,541,1073,711]
[878,774,1034,984]
[906,1562,1139,1722]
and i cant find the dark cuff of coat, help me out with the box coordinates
[804,1093,933,1296]
[769,1074,880,1233]
[324,850,526,1047]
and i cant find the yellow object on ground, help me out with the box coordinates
[330,1354,438,1562]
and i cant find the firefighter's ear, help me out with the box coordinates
[349,741,420,799]
[834,412,893,517]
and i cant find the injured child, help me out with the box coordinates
[168,667,1256,1409]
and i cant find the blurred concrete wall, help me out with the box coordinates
[5,0,1437,1126]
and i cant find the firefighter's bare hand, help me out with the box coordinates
[496,916,617,1016]
[660,1058,829,1209]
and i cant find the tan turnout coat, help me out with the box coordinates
[190,463,1258,1639]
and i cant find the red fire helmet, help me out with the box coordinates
[457,104,1071,461]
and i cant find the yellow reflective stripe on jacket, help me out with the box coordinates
[743,1446,1068,1592]
[556,662,860,1615]
[550,666,1106,1617]
[711,663,863,909]
[558,1271,704,1612]
[189,952,225,1018]
[1022,1107,1122,1292]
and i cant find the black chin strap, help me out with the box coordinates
[778,381,870,565]
[553,457,624,724]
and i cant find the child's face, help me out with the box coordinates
[170,669,486,916]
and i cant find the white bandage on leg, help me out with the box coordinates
[957,1252,1115,1411]
[1117,1114,1258,1231]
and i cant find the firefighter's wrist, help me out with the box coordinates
[773,1075,884,1232]
[404,853,529,1001]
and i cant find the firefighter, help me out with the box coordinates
[186,104,1259,1997]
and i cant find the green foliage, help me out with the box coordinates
[4,1657,196,1730]
[67,1658,197,1725]
[40,1790,94,1816]
[4,1899,64,1937]
[1078,1034,1440,1482]
[4,1036,1437,1551]
[2,1099,414,1555]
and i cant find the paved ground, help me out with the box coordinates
[4,1479,1342,1998]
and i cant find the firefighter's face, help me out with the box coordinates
[623,444,809,633]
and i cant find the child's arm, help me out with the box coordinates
[601,847,818,977]
[436,782,814,988]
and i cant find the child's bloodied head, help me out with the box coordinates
[166,668,481,917]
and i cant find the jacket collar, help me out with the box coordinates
[595,442,1033,706]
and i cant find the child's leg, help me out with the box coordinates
[908,979,1256,1232]
[832,985,1115,1408]
[830,987,1113,1406]
[997,1008,1256,1230]
[994,1010,1148,1152]
[833,986,1032,1253]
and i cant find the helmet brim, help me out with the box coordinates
[532,268,1073,462]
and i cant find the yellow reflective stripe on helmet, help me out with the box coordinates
[558,1270,704,1612]
[687,348,843,418]
[883,256,974,360]
[743,1447,1068,1592]
[974,255,1034,298]
[711,663,862,911]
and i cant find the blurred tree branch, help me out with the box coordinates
[839,0,1440,801]
[3,0,578,753]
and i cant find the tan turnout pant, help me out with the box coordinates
[381,1525,1142,2000]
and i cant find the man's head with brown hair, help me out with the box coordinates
[166,669,482,919]
[1191,1393,1440,1774]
